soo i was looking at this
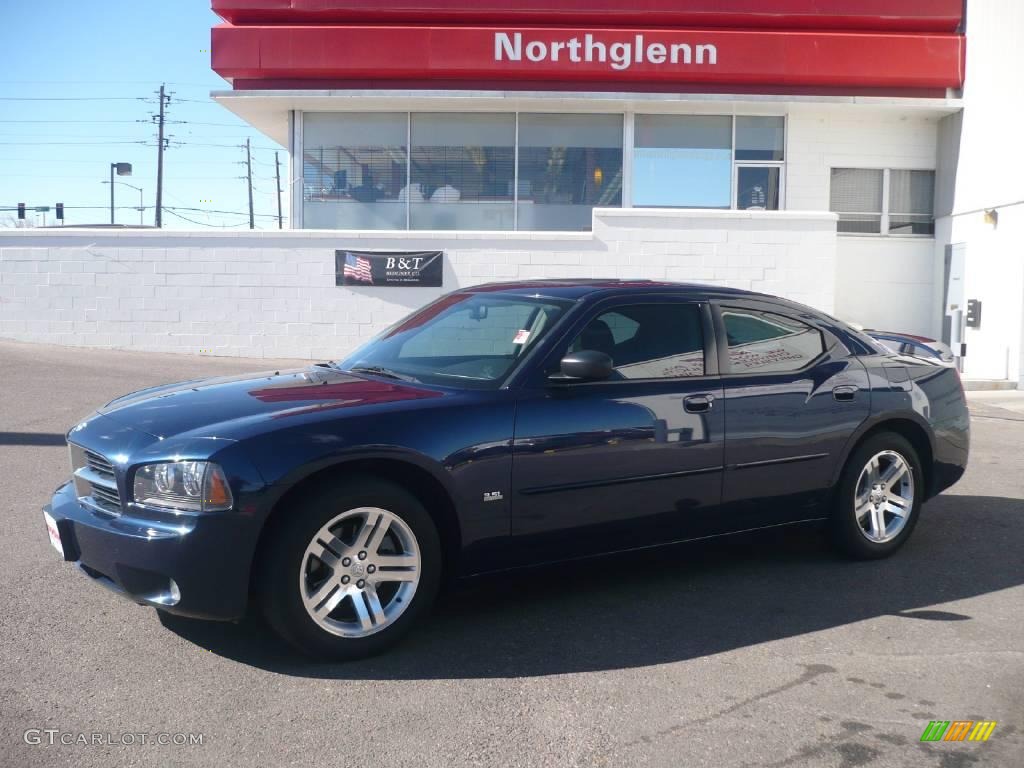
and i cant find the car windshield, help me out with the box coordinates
[336,293,573,389]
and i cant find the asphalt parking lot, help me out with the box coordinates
[1,339,1021,768]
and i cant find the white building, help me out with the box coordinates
[1,0,1021,387]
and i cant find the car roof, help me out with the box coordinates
[460,279,767,302]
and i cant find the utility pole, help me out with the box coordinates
[245,138,255,230]
[154,84,170,228]
[274,151,284,229]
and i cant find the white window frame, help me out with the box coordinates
[731,115,786,211]
[831,167,936,238]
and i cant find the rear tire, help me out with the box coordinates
[259,477,441,660]
[830,432,924,560]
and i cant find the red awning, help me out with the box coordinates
[212,24,965,91]
[211,0,963,33]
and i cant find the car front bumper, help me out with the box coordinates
[44,481,254,620]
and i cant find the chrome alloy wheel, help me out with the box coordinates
[299,507,421,638]
[854,450,915,544]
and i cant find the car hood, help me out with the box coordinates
[97,366,446,439]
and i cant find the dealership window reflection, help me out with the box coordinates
[410,113,515,231]
[303,113,408,230]
[634,115,733,208]
[517,114,623,231]
[633,115,784,210]
[300,112,790,229]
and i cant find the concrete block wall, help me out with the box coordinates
[833,237,938,336]
[785,105,942,337]
[0,209,837,359]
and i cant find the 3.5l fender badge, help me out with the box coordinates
[483,491,504,502]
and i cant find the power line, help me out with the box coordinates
[3,203,282,219]
[0,119,152,124]
[171,140,281,151]
[180,120,250,127]
[163,208,251,228]
[167,206,281,219]
[0,96,148,102]
[0,140,150,146]
[0,80,218,87]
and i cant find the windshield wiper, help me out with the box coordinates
[348,365,417,382]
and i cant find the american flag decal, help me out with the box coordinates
[343,252,374,284]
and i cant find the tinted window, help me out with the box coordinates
[723,309,824,373]
[569,304,704,379]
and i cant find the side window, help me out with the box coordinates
[570,303,705,379]
[722,308,825,373]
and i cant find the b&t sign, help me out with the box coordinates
[336,250,444,287]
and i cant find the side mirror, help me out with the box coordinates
[553,350,614,382]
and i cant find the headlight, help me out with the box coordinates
[132,461,234,512]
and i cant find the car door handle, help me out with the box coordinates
[832,385,859,402]
[683,394,714,413]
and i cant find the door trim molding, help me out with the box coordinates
[519,464,723,496]
[730,452,829,470]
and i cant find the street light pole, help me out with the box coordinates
[108,163,133,225]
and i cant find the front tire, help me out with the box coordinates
[830,432,924,560]
[259,477,442,660]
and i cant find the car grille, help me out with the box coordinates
[83,449,115,479]
[69,443,123,516]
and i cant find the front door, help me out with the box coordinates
[510,298,725,563]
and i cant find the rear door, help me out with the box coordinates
[713,302,871,528]
[510,296,725,563]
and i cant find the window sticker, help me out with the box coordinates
[513,330,531,345]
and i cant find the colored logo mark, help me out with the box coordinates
[920,720,997,742]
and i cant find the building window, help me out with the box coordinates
[830,168,934,236]
[633,115,784,210]
[735,116,784,210]
[517,114,623,232]
[409,113,515,231]
[634,115,732,208]
[302,113,408,230]
[736,166,781,211]
[888,170,936,235]
[735,116,785,162]
[300,111,789,230]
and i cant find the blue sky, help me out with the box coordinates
[0,1,284,229]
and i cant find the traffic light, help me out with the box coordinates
[17,202,25,220]
[56,203,64,221]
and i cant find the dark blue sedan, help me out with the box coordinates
[43,280,970,659]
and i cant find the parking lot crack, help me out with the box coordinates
[622,663,837,749]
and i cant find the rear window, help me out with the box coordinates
[723,309,825,373]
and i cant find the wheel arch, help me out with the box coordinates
[834,417,935,498]
[248,456,462,601]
